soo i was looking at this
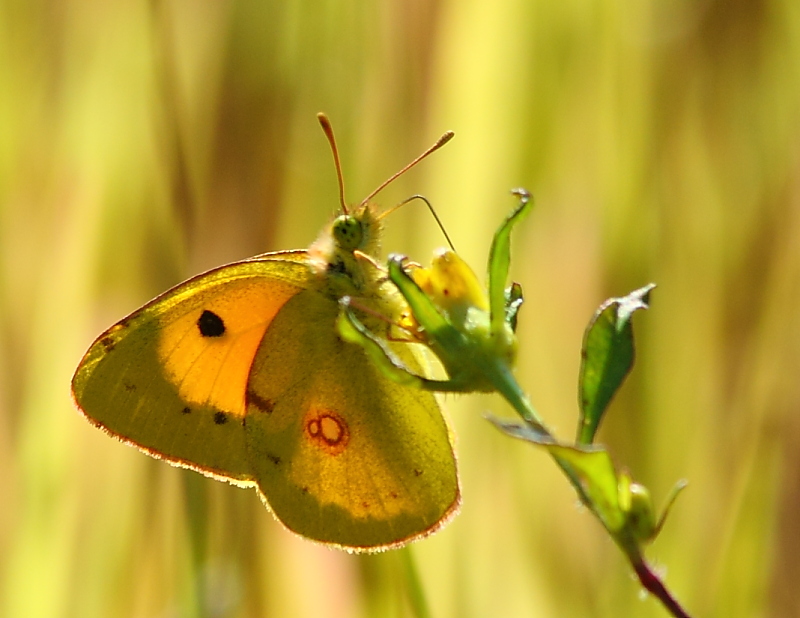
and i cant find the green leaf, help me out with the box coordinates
[546,445,626,533]
[487,415,627,532]
[485,415,555,445]
[576,284,655,445]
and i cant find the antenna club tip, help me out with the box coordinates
[317,112,332,128]
[438,131,455,146]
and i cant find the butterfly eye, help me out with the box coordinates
[332,214,364,251]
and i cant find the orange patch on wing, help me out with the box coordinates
[157,278,302,418]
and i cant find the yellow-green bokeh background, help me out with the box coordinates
[2,1,799,616]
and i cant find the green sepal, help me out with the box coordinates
[336,296,478,393]
[651,478,688,542]
[385,257,485,392]
[488,189,533,335]
[336,297,427,388]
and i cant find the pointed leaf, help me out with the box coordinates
[577,284,655,445]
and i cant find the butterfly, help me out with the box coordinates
[71,114,460,552]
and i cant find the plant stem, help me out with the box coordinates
[498,372,693,618]
[491,363,550,434]
[632,559,693,618]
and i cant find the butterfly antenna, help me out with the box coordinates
[318,113,349,214]
[360,130,455,208]
[380,195,456,252]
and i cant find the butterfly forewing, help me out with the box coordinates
[72,255,310,482]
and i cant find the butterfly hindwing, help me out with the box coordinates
[244,288,460,549]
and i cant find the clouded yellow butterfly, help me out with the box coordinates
[71,114,460,552]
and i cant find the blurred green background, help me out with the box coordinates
[2,1,799,616]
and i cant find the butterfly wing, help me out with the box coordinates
[244,288,460,550]
[72,251,310,484]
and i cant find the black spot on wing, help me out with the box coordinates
[198,310,225,337]
[213,411,228,425]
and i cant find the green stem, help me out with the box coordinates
[494,367,693,618]
[490,363,549,434]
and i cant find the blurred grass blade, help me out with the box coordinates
[576,284,655,445]
[399,547,432,618]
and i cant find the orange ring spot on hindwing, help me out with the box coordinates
[303,409,350,456]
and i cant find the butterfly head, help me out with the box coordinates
[307,202,383,297]
[330,204,381,255]
[332,213,362,251]
[309,113,451,299]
